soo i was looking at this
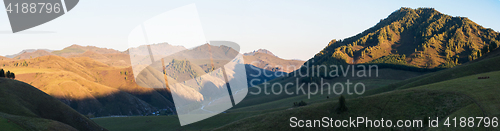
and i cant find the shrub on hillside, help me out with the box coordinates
[490,41,498,52]
[336,95,348,114]
[293,100,307,107]
[0,69,4,77]
[369,54,407,65]
[3,70,15,79]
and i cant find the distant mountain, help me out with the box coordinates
[69,50,108,61]
[126,42,187,56]
[244,51,304,73]
[52,44,123,57]
[310,7,500,69]
[12,50,55,60]
[64,43,186,67]
[6,49,54,58]
[244,49,276,57]
[0,78,106,131]
[9,44,124,60]
[127,43,188,67]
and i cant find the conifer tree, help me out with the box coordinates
[0,69,4,78]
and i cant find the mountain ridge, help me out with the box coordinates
[0,43,299,117]
[244,52,304,73]
[12,50,55,60]
[5,49,54,58]
[310,7,500,68]
[244,49,276,57]
[0,42,304,117]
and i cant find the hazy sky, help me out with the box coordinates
[0,0,499,60]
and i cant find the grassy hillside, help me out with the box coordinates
[212,46,500,130]
[0,55,175,117]
[230,65,435,113]
[93,110,274,131]
[363,52,500,97]
[92,67,426,130]
[93,68,497,130]
[311,7,500,68]
[68,51,132,67]
[0,78,107,131]
[231,67,425,111]
[215,70,500,130]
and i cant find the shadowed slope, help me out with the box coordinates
[0,55,174,117]
[0,78,107,131]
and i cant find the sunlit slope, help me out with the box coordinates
[52,44,122,57]
[69,50,133,67]
[0,55,174,116]
[311,7,500,68]
[0,78,107,131]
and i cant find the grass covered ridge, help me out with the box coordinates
[0,78,106,131]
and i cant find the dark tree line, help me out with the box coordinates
[355,63,446,72]
[481,41,499,56]
[0,69,15,79]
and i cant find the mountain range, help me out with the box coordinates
[0,43,303,117]
[1,7,500,131]
[4,49,54,58]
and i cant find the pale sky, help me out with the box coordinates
[0,0,499,60]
